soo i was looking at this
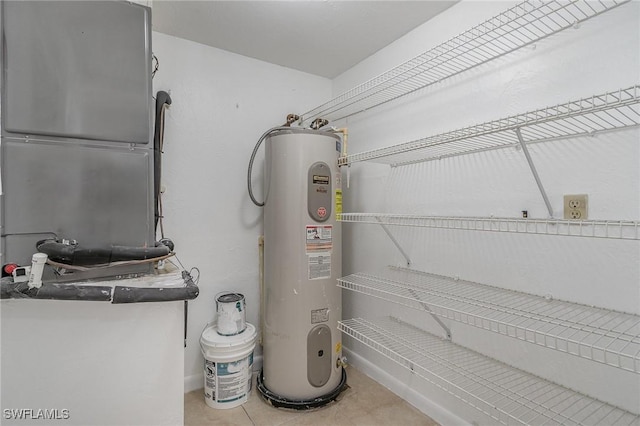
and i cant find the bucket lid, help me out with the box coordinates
[216,293,244,303]
[201,322,256,348]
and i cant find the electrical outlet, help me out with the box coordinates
[564,194,588,220]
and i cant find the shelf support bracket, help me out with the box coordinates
[515,128,554,218]
[406,288,451,340]
[375,216,411,267]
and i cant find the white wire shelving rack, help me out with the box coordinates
[338,85,640,167]
[338,266,640,373]
[300,0,630,125]
[339,317,640,425]
[338,213,640,240]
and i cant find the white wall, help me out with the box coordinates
[150,32,332,391]
[334,1,640,424]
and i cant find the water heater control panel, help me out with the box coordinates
[307,162,332,222]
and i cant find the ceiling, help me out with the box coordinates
[152,1,457,79]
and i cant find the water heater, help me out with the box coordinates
[257,127,346,408]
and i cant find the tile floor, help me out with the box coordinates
[185,367,439,426]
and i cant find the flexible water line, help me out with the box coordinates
[247,126,291,206]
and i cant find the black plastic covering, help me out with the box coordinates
[256,368,347,410]
[36,239,171,266]
[0,271,198,304]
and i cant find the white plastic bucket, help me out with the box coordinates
[216,292,246,336]
[200,322,256,409]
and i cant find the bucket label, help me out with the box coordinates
[203,354,252,405]
[205,360,216,401]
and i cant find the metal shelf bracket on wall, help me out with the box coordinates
[375,216,411,267]
[406,286,452,340]
[371,218,452,339]
[515,127,554,218]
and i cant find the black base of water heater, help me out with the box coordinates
[256,367,347,410]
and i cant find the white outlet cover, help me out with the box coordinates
[563,194,588,220]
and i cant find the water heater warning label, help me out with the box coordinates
[306,225,332,253]
[311,308,329,324]
[306,225,332,280]
[308,254,331,280]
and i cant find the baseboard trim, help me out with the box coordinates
[184,373,202,394]
[343,347,470,426]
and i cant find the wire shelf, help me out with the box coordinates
[338,213,640,240]
[301,1,629,124]
[339,267,640,373]
[340,317,640,425]
[338,85,640,167]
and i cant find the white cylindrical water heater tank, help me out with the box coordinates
[259,128,345,407]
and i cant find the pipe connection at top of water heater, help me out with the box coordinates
[247,114,345,206]
[310,118,328,130]
[247,114,303,207]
